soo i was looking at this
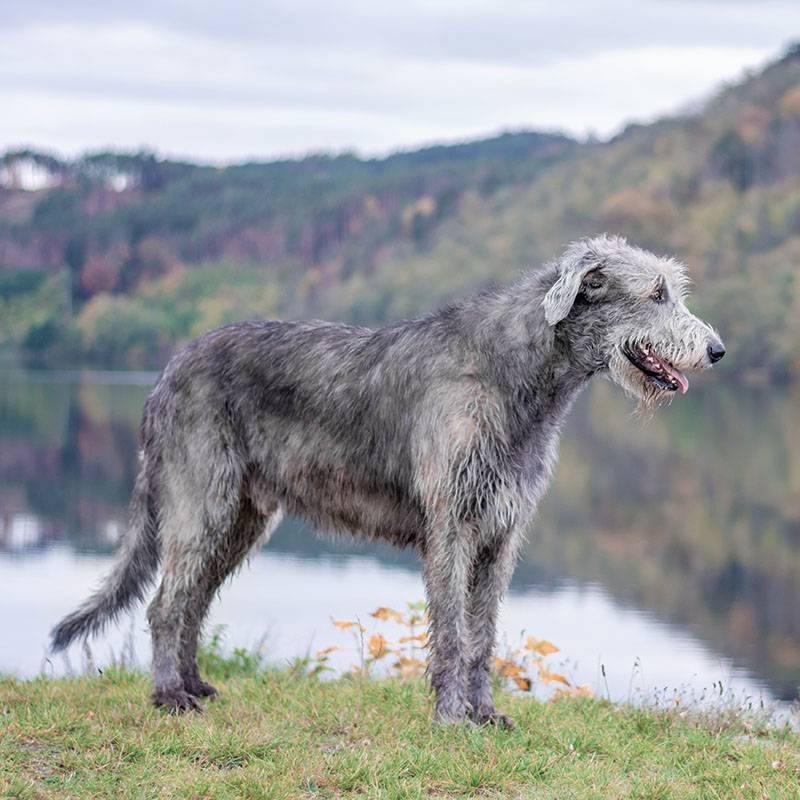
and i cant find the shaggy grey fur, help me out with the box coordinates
[51,235,724,725]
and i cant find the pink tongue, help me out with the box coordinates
[663,362,689,394]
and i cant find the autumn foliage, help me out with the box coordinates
[317,601,593,701]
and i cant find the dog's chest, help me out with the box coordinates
[507,421,563,518]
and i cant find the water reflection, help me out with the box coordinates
[1,371,798,703]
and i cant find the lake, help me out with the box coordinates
[1,369,798,710]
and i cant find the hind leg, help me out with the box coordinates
[148,573,203,712]
[147,446,245,712]
[147,509,220,712]
[178,500,283,698]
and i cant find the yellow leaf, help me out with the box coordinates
[368,634,389,659]
[549,684,594,702]
[537,664,570,686]
[398,632,428,644]
[370,607,406,624]
[393,656,426,677]
[524,637,560,657]
[513,676,532,692]
[493,657,523,678]
[331,618,365,631]
[314,645,341,658]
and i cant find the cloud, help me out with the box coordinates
[1,1,798,161]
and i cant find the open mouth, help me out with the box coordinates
[622,343,689,394]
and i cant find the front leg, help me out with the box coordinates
[422,518,479,724]
[467,529,522,728]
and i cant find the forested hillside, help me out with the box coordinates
[2,45,799,377]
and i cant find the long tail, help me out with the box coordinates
[50,458,160,652]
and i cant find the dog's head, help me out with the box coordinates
[543,235,725,406]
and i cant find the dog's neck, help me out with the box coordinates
[450,268,599,434]
[440,267,597,448]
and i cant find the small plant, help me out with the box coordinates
[197,626,266,680]
[327,601,428,678]
[493,636,594,701]
[317,601,593,700]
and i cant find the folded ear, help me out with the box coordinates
[542,247,602,325]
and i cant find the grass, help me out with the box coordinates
[2,663,799,800]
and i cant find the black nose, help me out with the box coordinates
[707,340,726,363]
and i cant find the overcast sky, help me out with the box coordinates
[2,1,799,163]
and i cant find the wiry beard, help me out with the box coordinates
[608,348,679,415]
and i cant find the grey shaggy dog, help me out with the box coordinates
[52,235,725,726]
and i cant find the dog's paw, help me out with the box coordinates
[152,688,203,714]
[433,705,471,726]
[184,678,218,699]
[470,707,516,730]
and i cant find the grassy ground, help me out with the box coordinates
[2,666,799,800]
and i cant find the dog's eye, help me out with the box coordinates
[650,278,667,304]
[582,269,604,291]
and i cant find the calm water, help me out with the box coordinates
[1,370,799,708]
